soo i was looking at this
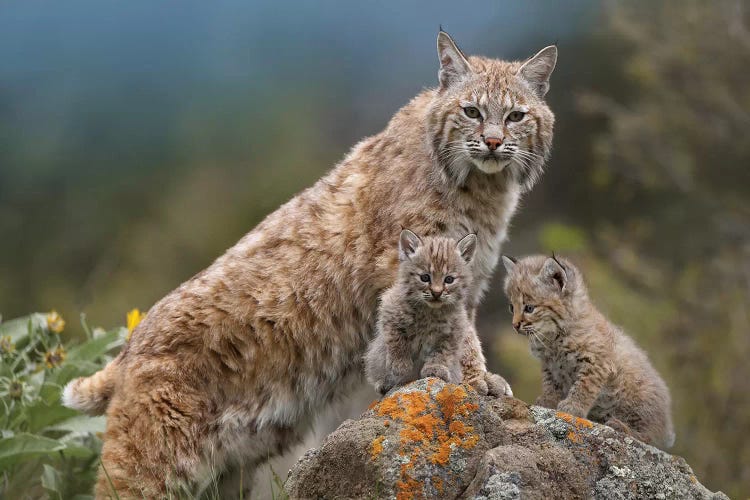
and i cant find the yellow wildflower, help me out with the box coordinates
[0,335,14,354]
[44,345,66,369]
[126,308,145,341]
[46,310,65,333]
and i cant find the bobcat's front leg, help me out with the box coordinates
[421,334,461,384]
[557,361,608,418]
[381,335,413,394]
[535,365,563,408]
[461,326,513,397]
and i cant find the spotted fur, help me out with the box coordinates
[502,255,675,449]
[365,231,512,397]
[62,32,556,497]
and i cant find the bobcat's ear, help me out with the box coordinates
[541,255,568,291]
[518,45,557,97]
[399,229,422,261]
[437,30,472,90]
[456,234,477,263]
[502,255,517,274]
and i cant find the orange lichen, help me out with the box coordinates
[370,383,482,498]
[370,436,385,460]
[368,399,380,410]
[395,476,424,500]
[567,430,583,444]
[556,411,594,429]
[433,476,444,494]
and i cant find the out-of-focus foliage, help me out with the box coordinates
[493,1,750,496]
[0,312,124,499]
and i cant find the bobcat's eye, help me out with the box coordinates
[508,304,514,313]
[524,304,535,314]
[507,111,525,122]
[420,274,431,283]
[444,276,455,284]
[463,106,481,119]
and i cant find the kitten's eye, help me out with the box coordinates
[463,106,481,119]
[420,274,431,283]
[444,276,455,284]
[507,111,525,122]
[508,304,514,313]
[524,304,535,314]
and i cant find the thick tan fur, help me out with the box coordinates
[365,231,511,396]
[63,32,556,497]
[503,255,675,449]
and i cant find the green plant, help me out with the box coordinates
[0,312,126,499]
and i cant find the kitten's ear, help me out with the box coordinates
[502,255,517,274]
[518,45,557,97]
[437,31,472,90]
[399,229,422,261]
[541,255,568,291]
[456,234,477,263]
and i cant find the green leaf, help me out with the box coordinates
[41,463,62,496]
[60,444,97,459]
[65,330,123,363]
[0,313,47,346]
[25,402,79,433]
[0,433,66,468]
[45,361,102,389]
[46,415,106,434]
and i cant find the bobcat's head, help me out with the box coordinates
[428,31,556,191]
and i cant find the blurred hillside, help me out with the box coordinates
[0,0,747,496]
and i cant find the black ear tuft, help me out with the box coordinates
[541,256,568,291]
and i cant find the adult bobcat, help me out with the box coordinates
[63,31,556,497]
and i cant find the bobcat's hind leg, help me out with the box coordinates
[95,380,213,499]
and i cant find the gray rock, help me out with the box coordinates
[286,378,727,500]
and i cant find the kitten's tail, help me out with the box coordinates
[62,355,122,415]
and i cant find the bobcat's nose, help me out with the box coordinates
[483,136,503,151]
[513,321,522,331]
[431,288,443,299]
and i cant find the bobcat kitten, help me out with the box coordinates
[502,254,675,449]
[366,230,491,394]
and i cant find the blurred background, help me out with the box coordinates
[1,0,748,496]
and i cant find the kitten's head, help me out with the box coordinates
[397,229,476,308]
[501,254,584,339]
[428,31,556,191]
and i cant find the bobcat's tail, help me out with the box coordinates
[62,355,122,415]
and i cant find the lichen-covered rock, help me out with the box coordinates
[286,378,727,500]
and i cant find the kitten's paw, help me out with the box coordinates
[605,417,633,435]
[420,364,453,383]
[557,399,586,418]
[466,377,489,396]
[485,372,513,397]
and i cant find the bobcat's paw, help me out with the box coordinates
[420,364,453,383]
[557,399,586,418]
[485,372,513,397]
[605,417,633,435]
[466,377,489,396]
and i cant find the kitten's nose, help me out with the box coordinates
[431,288,443,299]
[483,136,503,151]
[513,321,522,331]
